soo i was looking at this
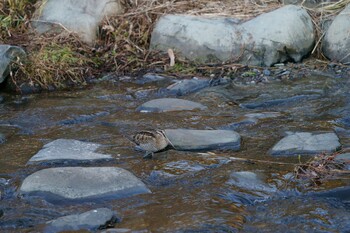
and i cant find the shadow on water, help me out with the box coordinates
[0,74,350,232]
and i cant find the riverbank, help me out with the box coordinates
[1,0,350,93]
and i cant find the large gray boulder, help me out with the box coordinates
[164,129,240,151]
[322,5,350,64]
[20,167,150,202]
[45,208,118,233]
[0,45,26,84]
[151,5,314,66]
[28,139,113,163]
[32,0,124,44]
[271,132,341,156]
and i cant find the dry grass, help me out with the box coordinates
[9,33,99,91]
[294,152,348,186]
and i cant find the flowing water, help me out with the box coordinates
[0,74,350,232]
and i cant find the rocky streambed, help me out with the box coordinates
[0,67,350,232]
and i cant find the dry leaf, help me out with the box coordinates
[167,48,175,67]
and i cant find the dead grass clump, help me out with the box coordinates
[10,33,99,91]
[0,0,36,41]
[294,152,347,186]
[304,0,350,60]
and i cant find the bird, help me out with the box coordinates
[127,130,173,159]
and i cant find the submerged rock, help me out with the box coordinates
[219,112,282,130]
[135,73,170,85]
[164,129,240,151]
[32,0,124,44]
[271,132,341,156]
[165,78,210,96]
[335,153,350,170]
[244,112,282,119]
[45,208,118,233]
[136,98,207,112]
[227,171,276,194]
[20,167,150,203]
[28,139,112,163]
[313,186,350,203]
[151,5,314,66]
[0,45,26,84]
[240,94,320,109]
[322,4,350,64]
[0,133,5,144]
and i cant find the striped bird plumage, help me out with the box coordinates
[130,130,172,158]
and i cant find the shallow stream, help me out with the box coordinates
[0,73,350,232]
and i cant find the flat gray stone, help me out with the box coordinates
[45,208,118,233]
[271,132,341,156]
[136,98,207,112]
[20,167,150,202]
[32,0,124,44]
[322,5,350,64]
[151,5,314,66]
[0,45,26,83]
[28,139,112,163]
[164,129,240,151]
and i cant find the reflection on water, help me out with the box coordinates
[0,75,350,232]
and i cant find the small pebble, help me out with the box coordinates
[263,69,271,76]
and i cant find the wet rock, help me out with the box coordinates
[245,112,281,119]
[45,208,118,233]
[0,45,26,84]
[221,112,282,130]
[219,118,257,130]
[151,5,314,66]
[147,170,177,186]
[227,171,276,194]
[165,78,210,96]
[0,95,3,103]
[58,111,109,125]
[163,160,206,175]
[334,116,350,128]
[240,94,320,109]
[164,129,240,151]
[28,139,112,164]
[136,98,207,112]
[271,132,341,156]
[20,167,150,203]
[335,153,350,162]
[335,153,350,170]
[313,186,350,203]
[32,0,124,44]
[0,133,5,144]
[101,229,131,233]
[322,5,350,64]
[263,69,271,76]
[135,73,170,85]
